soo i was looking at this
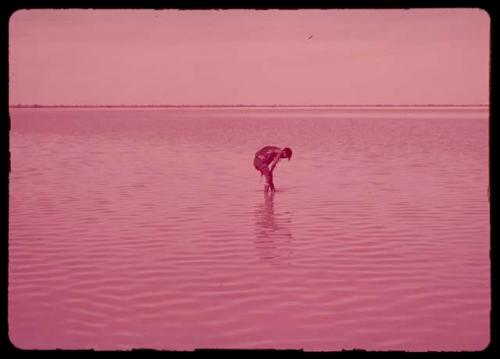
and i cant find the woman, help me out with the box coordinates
[253,146,292,193]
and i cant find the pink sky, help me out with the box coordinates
[9,9,489,106]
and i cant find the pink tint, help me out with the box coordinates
[9,9,490,106]
[9,107,490,351]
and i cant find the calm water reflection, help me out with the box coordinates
[253,192,294,265]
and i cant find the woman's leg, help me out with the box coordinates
[261,166,274,193]
[254,157,275,193]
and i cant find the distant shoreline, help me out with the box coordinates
[8,104,489,109]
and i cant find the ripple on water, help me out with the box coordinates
[9,109,489,350]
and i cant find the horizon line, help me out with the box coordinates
[9,104,490,108]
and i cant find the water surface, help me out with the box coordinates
[9,107,490,351]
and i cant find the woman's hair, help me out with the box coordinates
[283,147,292,160]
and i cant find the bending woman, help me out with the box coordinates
[253,146,292,194]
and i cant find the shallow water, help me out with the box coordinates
[9,107,490,351]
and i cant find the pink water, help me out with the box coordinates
[9,108,490,351]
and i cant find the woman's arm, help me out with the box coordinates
[269,150,281,172]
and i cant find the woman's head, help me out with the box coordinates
[282,147,292,161]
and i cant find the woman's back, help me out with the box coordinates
[255,146,280,166]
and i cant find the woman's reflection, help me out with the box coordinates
[253,192,293,265]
